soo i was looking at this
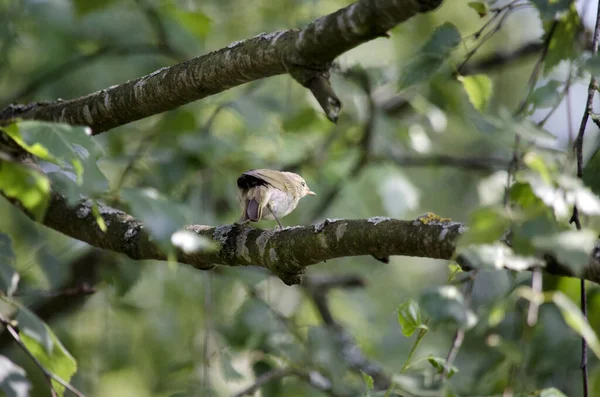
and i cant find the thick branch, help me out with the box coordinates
[0,0,442,133]
[11,191,598,286]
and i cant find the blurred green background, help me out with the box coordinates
[1,0,599,396]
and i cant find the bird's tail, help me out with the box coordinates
[246,198,261,221]
[240,186,268,222]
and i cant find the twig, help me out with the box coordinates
[399,322,429,373]
[303,278,392,391]
[443,272,477,379]
[233,367,342,397]
[302,274,365,291]
[0,249,105,353]
[0,313,86,397]
[526,267,542,326]
[10,284,96,299]
[240,286,345,397]
[536,77,571,128]
[202,273,213,392]
[504,135,521,208]
[233,368,301,397]
[458,1,529,74]
[514,20,559,116]
[571,3,600,396]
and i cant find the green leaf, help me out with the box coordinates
[3,123,55,162]
[420,286,477,329]
[427,355,458,378]
[558,175,600,216]
[531,0,571,22]
[397,299,426,337]
[539,388,568,397]
[361,370,374,390]
[0,233,18,296]
[522,173,600,220]
[488,301,509,327]
[583,142,600,196]
[15,305,77,396]
[169,8,212,39]
[584,56,600,78]
[0,355,31,397]
[491,109,556,143]
[552,292,600,359]
[458,243,544,271]
[421,23,463,55]
[221,351,244,381]
[529,80,562,110]
[398,23,462,89]
[532,230,597,274]
[523,152,553,185]
[0,161,50,221]
[459,206,510,245]
[5,120,108,202]
[542,4,581,74]
[458,74,492,112]
[510,182,544,210]
[511,214,562,255]
[72,0,118,16]
[468,1,489,17]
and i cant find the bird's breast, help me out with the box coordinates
[263,189,299,220]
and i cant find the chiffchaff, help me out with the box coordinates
[237,169,316,228]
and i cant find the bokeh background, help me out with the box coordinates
[1,0,599,396]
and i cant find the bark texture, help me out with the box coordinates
[34,192,600,285]
[0,0,443,133]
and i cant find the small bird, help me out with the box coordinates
[237,169,316,228]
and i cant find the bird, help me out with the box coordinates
[237,169,316,228]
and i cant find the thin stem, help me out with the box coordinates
[581,279,589,397]
[571,2,600,396]
[202,273,213,393]
[0,313,86,397]
[400,321,429,373]
[233,368,300,397]
[526,267,542,326]
[442,273,476,379]
[514,20,559,116]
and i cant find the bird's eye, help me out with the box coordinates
[301,182,306,187]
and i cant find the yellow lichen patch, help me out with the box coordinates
[417,212,452,224]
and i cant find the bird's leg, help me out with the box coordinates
[266,204,284,229]
[237,218,252,227]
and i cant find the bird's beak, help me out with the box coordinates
[307,190,317,196]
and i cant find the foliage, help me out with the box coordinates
[0,0,599,396]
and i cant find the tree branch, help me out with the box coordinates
[2,189,595,286]
[304,275,393,391]
[0,0,442,133]
[233,367,343,397]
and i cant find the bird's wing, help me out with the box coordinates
[238,169,292,193]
